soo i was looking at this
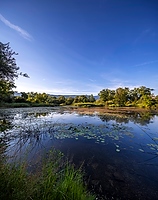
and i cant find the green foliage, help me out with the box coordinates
[98,86,156,108]
[98,89,115,102]
[73,95,95,104]
[73,95,89,103]
[0,42,29,103]
[137,95,156,109]
[88,94,96,102]
[114,87,129,107]
[57,95,66,104]
[66,97,74,105]
[0,150,95,200]
[27,92,49,103]
[14,96,27,103]
[0,80,15,103]
[0,42,19,82]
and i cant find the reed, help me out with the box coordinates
[0,149,95,200]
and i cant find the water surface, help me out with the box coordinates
[0,107,158,199]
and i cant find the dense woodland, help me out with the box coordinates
[1,42,158,109]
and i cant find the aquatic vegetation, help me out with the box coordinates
[0,150,95,200]
[5,120,134,146]
[1,107,158,199]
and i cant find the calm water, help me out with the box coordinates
[0,107,158,199]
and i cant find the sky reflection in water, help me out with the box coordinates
[0,107,158,199]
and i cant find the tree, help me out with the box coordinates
[0,42,29,80]
[98,89,115,102]
[128,88,139,102]
[0,42,29,103]
[0,42,19,82]
[88,94,96,102]
[0,80,15,102]
[78,95,89,103]
[114,87,129,107]
[58,96,66,104]
[66,97,74,105]
[21,92,28,100]
[137,86,154,98]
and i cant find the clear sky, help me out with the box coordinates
[1,0,158,95]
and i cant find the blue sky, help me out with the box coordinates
[1,0,158,95]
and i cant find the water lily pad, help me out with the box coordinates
[139,149,144,152]
[153,137,158,141]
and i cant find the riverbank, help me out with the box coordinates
[67,106,158,115]
[1,103,158,118]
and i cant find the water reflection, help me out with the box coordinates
[0,107,157,125]
[0,108,158,156]
[96,112,155,125]
[0,107,158,199]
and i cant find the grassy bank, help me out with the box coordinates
[0,150,95,200]
[0,102,56,108]
[71,106,158,115]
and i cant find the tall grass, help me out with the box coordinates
[0,150,95,200]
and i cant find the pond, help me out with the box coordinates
[0,107,158,199]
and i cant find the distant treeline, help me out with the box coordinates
[1,42,157,109]
[1,86,158,109]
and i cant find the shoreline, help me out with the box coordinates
[67,106,158,115]
[1,104,158,115]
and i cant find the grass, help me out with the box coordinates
[73,102,104,108]
[0,149,95,200]
[0,102,56,108]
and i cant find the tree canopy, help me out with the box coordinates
[0,42,29,103]
[98,86,156,108]
[0,42,29,81]
[0,42,19,82]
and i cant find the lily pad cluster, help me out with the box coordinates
[5,120,134,146]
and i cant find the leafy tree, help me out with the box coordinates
[137,86,154,97]
[98,89,115,102]
[88,94,96,102]
[128,88,139,102]
[50,96,60,105]
[27,92,50,103]
[36,93,49,103]
[0,42,29,103]
[114,87,129,107]
[66,97,74,105]
[0,42,29,81]
[21,92,28,100]
[73,96,79,103]
[73,95,89,103]
[136,86,155,108]
[139,95,156,108]
[78,95,89,103]
[0,42,19,82]
[0,80,15,102]
[155,95,158,103]
[98,89,109,102]
[58,95,66,104]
